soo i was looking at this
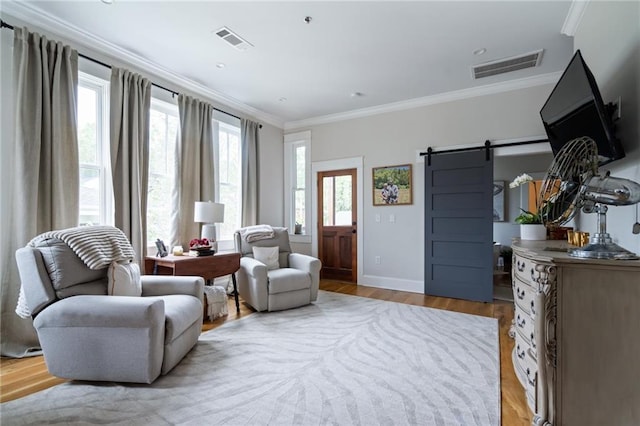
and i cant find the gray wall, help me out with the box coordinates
[573,1,640,255]
[289,84,555,292]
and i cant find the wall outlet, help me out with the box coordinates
[389,214,395,223]
[375,256,381,264]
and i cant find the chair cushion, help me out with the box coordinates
[108,261,142,296]
[147,295,202,344]
[34,238,106,290]
[267,268,311,294]
[252,246,280,270]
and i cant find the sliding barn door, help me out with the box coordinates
[424,150,493,302]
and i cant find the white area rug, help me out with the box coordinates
[1,291,500,425]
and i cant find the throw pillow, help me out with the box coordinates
[252,246,280,270]
[108,260,142,296]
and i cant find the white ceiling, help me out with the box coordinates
[2,1,575,128]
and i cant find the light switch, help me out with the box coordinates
[375,214,380,223]
[389,214,395,223]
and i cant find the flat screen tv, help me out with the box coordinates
[540,49,624,166]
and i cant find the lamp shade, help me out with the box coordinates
[194,201,224,224]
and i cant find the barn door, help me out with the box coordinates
[424,150,493,302]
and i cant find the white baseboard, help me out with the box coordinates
[360,275,423,294]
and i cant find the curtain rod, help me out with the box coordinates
[1,19,261,128]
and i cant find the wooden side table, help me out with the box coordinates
[144,252,241,313]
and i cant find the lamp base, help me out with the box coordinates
[201,224,218,252]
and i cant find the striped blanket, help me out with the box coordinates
[28,225,135,269]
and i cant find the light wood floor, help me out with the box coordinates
[0,280,530,425]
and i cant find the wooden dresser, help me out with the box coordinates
[510,239,640,425]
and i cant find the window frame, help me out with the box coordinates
[284,131,311,243]
[78,71,113,226]
[146,97,179,251]
[214,117,242,251]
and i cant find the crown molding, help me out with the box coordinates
[561,0,590,36]
[284,72,562,130]
[0,1,284,129]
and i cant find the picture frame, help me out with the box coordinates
[155,239,168,257]
[493,181,505,222]
[372,164,412,206]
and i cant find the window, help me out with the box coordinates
[215,121,242,245]
[147,99,178,244]
[77,73,112,226]
[284,131,311,238]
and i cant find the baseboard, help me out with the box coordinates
[360,275,423,294]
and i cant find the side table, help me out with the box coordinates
[144,252,241,313]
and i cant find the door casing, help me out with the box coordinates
[311,157,364,284]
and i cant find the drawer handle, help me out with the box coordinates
[517,344,526,360]
[531,333,536,349]
[526,367,536,387]
[517,287,525,300]
[516,314,526,328]
[517,260,526,272]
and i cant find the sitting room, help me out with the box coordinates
[1,2,639,425]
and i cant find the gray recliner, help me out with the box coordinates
[234,227,321,312]
[15,237,204,384]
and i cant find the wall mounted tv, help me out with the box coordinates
[540,49,624,166]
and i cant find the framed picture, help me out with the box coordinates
[493,181,505,222]
[373,164,412,206]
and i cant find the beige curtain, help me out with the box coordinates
[241,119,259,226]
[110,67,151,264]
[0,27,78,357]
[170,94,215,248]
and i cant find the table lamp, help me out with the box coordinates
[194,201,224,251]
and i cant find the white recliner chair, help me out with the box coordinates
[234,227,321,312]
[15,227,204,384]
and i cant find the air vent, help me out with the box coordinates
[472,49,544,79]
[215,27,253,51]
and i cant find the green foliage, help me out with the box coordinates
[514,208,542,224]
[373,166,410,189]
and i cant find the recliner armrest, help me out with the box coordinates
[141,275,204,303]
[289,253,322,275]
[240,257,268,280]
[33,295,165,329]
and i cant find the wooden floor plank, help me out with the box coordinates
[0,281,529,424]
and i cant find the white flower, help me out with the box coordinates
[509,173,533,188]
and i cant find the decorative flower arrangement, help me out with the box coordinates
[509,173,543,224]
[189,238,211,249]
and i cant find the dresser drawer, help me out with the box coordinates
[514,307,535,347]
[512,344,537,413]
[514,255,536,285]
[513,276,537,316]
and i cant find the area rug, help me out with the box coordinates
[1,291,500,425]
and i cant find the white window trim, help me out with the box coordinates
[79,71,113,226]
[284,130,311,243]
[146,98,179,254]
[215,120,242,252]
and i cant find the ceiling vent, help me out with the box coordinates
[472,49,544,79]
[215,27,253,51]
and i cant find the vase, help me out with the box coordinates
[520,224,547,240]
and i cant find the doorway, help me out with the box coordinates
[317,168,357,282]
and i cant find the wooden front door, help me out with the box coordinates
[318,169,357,282]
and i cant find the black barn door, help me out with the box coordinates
[424,150,493,302]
